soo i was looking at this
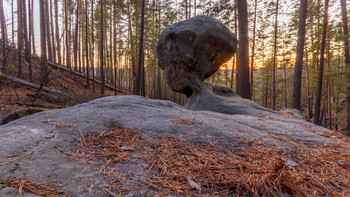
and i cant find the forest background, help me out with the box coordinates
[0,0,349,135]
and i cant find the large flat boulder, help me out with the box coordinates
[0,96,344,196]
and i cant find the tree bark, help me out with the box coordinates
[31,0,36,55]
[22,0,32,82]
[85,0,89,88]
[65,0,71,69]
[314,0,329,125]
[50,0,56,63]
[45,0,53,61]
[272,0,279,110]
[0,0,7,71]
[113,0,117,94]
[292,0,308,110]
[91,0,95,92]
[250,0,257,100]
[54,0,61,64]
[136,0,145,96]
[39,0,48,83]
[74,0,80,72]
[17,0,23,78]
[127,0,136,94]
[340,0,350,134]
[100,0,105,95]
[236,0,250,99]
[0,0,7,41]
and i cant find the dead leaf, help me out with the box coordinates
[184,173,201,191]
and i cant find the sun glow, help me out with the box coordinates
[219,57,234,71]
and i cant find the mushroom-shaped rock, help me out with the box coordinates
[157,15,274,115]
[157,15,237,97]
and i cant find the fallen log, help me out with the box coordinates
[0,72,72,98]
[29,54,129,94]
[47,61,130,94]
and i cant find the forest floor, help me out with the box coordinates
[0,45,126,121]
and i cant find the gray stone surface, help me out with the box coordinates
[0,95,334,196]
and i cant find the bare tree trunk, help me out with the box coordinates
[49,0,56,62]
[0,0,7,40]
[136,0,145,96]
[113,0,118,94]
[31,0,36,55]
[127,0,136,94]
[11,0,14,44]
[250,0,257,100]
[23,0,32,82]
[327,42,332,129]
[234,0,239,92]
[91,0,95,92]
[54,0,61,64]
[292,0,308,110]
[74,0,80,72]
[185,0,188,19]
[40,0,48,81]
[158,1,162,98]
[65,0,71,69]
[45,0,53,61]
[17,0,23,78]
[100,0,105,95]
[340,0,350,135]
[305,49,312,119]
[85,0,89,88]
[314,0,329,125]
[236,0,250,99]
[272,0,279,110]
[0,0,7,71]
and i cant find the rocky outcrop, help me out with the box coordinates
[0,96,336,196]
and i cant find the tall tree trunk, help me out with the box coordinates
[0,0,7,40]
[236,0,250,99]
[31,0,36,55]
[100,0,105,95]
[11,0,14,44]
[91,0,95,92]
[23,0,32,82]
[234,0,239,92]
[292,0,308,110]
[65,0,71,69]
[54,0,61,64]
[340,0,350,134]
[305,49,312,119]
[327,41,332,129]
[0,0,7,71]
[272,0,279,110]
[158,1,162,98]
[45,0,53,61]
[74,0,80,72]
[85,0,89,88]
[113,0,117,94]
[185,0,188,19]
[50,0,56,62]
[136,0,145,96]
[314,0,329,125]
[17,0,23,78]
[39,0,48,82]
[250,0,257,100]
[127,0,136,94]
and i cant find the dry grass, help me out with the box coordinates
[170,117,204,125]
[69,128,350,196]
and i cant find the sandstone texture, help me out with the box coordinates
[0,95,335,196]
